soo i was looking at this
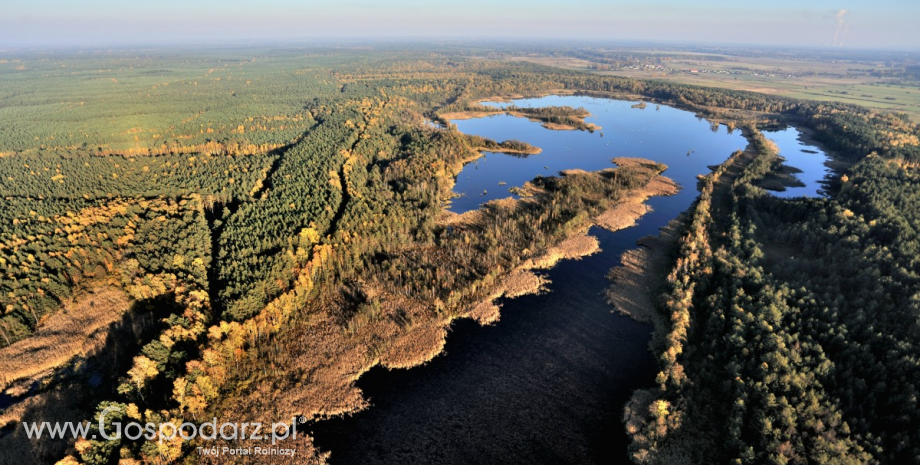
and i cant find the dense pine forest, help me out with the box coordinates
[0,47,918,464]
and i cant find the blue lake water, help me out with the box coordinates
[762,127,832,198]
[310,96,825,464]
[451,95,747,216]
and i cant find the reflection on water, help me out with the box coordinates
[762,127,833,198]
[450,95,746,214]
[310,96,747,464]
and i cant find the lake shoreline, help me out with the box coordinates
[299,159,681,459]
[469,145,542,156]
[299,156,681,419]
[308,94,749,464]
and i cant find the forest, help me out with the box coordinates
[0,46,918,465]
[623,128,920,464]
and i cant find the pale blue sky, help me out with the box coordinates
[1,0,917,49]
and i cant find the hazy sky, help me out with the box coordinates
[1,0,917,49]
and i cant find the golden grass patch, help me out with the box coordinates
[593,158,680,232]
[606,219,682,327]
[0,287,131,392]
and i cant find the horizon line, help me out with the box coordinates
[2,37,919,54]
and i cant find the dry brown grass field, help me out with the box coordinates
[0,287,131,393]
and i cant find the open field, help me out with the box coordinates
[508,54,920,120]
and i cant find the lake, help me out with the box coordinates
[762,127,833,198]
[309,95,824,464]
